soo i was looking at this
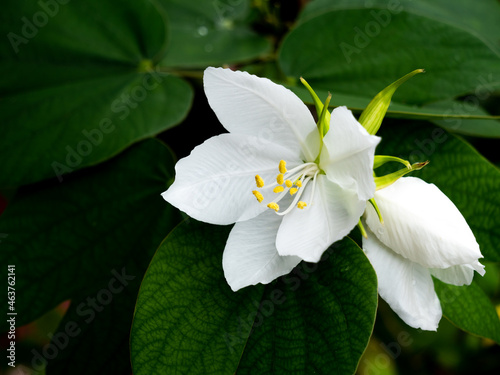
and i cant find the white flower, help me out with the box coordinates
[163,67,380,291]
[363,176,485,330]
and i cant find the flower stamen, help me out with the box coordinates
[267,202,279,211]
[252,190,264,203]
[277,174,284,185]
[253,160,320,215]
[279,160,287,174]
[255,175,264,188]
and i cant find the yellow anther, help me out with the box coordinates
[289,188,298,195]
[297,201,307,209]
[279,160,287,174]
[273,186,284,193]
[285,180,293,188]
[255,175,264,188]
[276,173,284,185]
[252,190,264,203]
[295,180,302,187]
[267,202,279,212]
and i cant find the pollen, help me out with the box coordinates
[279,160,287,174]
[252,190,264,203]
[255,175,264,188]
[273,186,284,193]
[297,201,307,209]
[289,188,298,195]
[285,180,293,188]
[295,180,302,187]
[276,173,284,185]
[267,202,279,212]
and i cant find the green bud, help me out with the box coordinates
[374,155,411,169]
[374,160,429,190]
[300,77,331,135]
[359,69,425,135]
[317,92,332,137]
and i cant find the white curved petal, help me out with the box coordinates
[363,228,442,331]
[276,175,365,262]
[223,210,302,291]
[365,177,483,269]
[320,106,380,200]
[204,67,320,161]
[430,260,485,286]
[162,133,302,225]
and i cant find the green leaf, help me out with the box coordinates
[376,121,500,262]
[422,100,500,138]
[434,279,500,343]
[299,0,500,56]
[131,221,378,374]
[131,221,265,375]
[235,239,378,375]
[279,2,500,105]
[158,0,271,68]
[0,139,180,334]
[0,0,193,187]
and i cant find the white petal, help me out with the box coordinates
[430,260,485,286]
[204,67,320,161]
[365,177,483,269]
[276,175,365,262]
[363,228,442,331]
[320,106,381,200]
[162,133,301,225]
[223,210,302,291]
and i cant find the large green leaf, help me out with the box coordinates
[300,0,500,56]
[131,221,378,375]
[376,121,500,262]
[0,0,193,187]
[158,0,271,67]
[131,221,264,375]
[434,279,500,344]
[235,239,378,375]
[279,2,500,105]
[0,139,180,335]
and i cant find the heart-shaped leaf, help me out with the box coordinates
[0,0,193,187]
[131,220,378,375]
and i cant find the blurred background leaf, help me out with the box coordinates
[158,0,272,68]
[0,0,193,188]
[0,139,181,373]
[279,0,500,105]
